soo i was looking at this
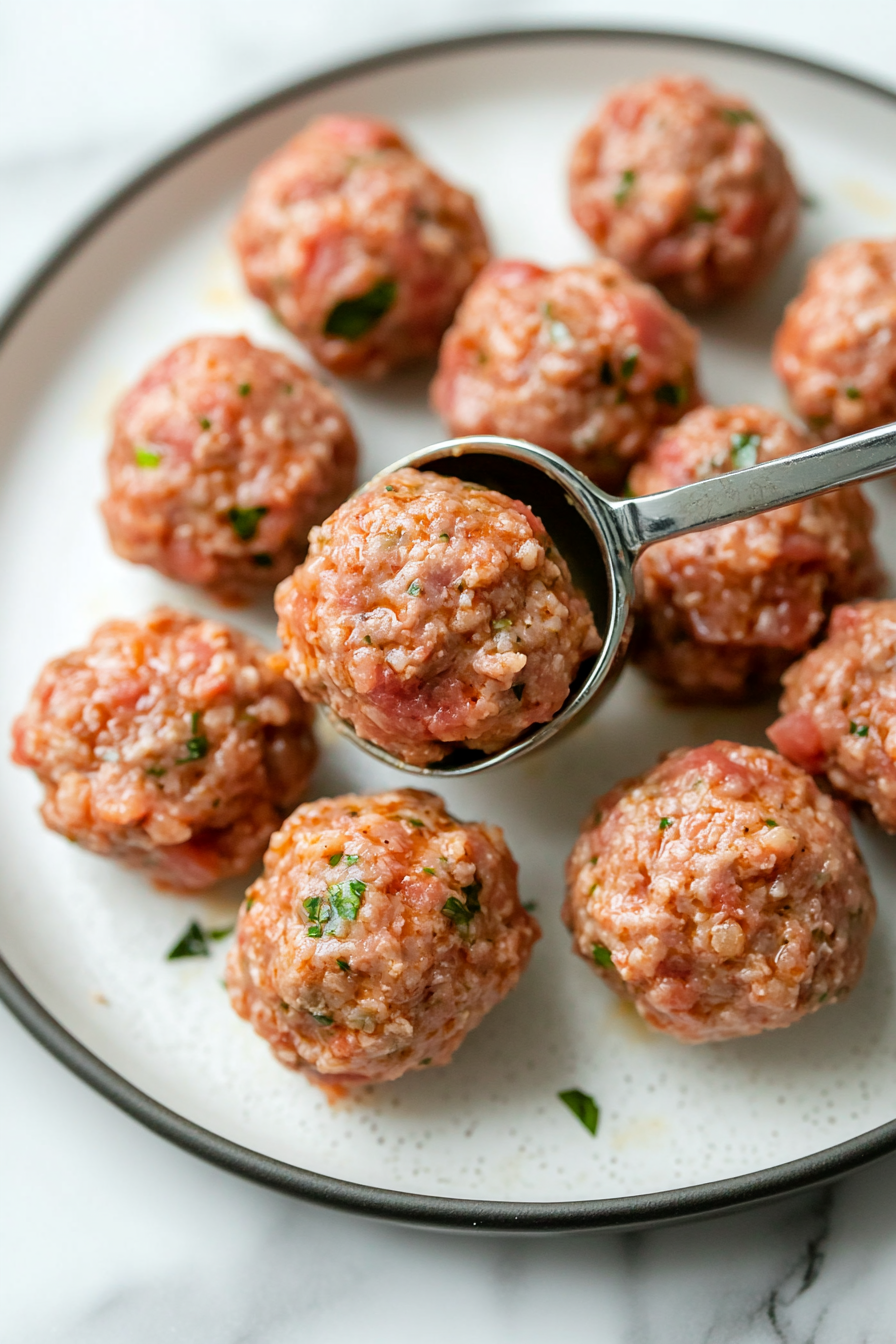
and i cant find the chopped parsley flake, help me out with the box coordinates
[363,635,372,644]
[328,852,343,866]
[407,580,421,596]
[731,431,761,469]
[227,505,268,541]
[558,1088,600,1136]
[238,383,251,396]
[850,721,869,737]
[421,1057,432,1065]
[614,168,636,205]
[328,878,365,921]
[198,416,211,430]
[336,958,351,973]
[592,943,613,969]
[310,1012,334,1025]
[659,817,672,830]
[166,921,209,960]
[439,533,450,542]
[245,897,255,910]
[442,879,481,929]
[621,349,639,380]
[176,711,208,764]
[655,383,687,407]
[423,866,436,875]
[344,854,360,866]
[492,617,512,631]
[208,925,234,940]
[405,817,424,827]
[324,279,397,339]
[523,900,538,911]
[845,386,861,400]
[693,205,718,222]
[721,107,756,124]
[764,818,779,828]
[305,878,366,938]
[134,446,161,468]
[385,485,395,491]
[145,765,166,777]
[282,383,293,394]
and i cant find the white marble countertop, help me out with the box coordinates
[4,2,896,1340]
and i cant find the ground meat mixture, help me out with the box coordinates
[11,608,316,891]
[430,258,701,492]
[563,741,875,1043]
[569,74,800,307]
[629,405,880,700]
[769,600,896,832]
[274,469,599,766]
[226,788,539,1086]
[101,335,357,602]
[773,238,896,440]
[231,114,489,379]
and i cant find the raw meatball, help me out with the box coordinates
[101,335,357,602]
[769,600,896,832]
[563,741,875,1043]
[275,468,599,766]
[773,238,896,440]
[11,608,316,891]
[226,789,539,1085]
[431,258,701,492]
[569,74,800,307]
[232,114,489,379]
[629,405,880,700]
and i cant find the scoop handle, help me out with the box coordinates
[608,421,896,558]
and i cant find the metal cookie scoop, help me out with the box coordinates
[321,427,896,777]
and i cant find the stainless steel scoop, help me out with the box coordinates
[321,426,896,777]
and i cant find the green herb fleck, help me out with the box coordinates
[385,485,395,491]
[238,383,251,397]
[693,205,718,222]
[407,579,421,596]
[558,1088,600,1136]
[439,533,450,542]
[166,921,208,960]
[850,721,869,737]
[592,943,614,969]
[492,617,513,631]
[442,879,481,929]
[524,900,538,911]
[227,505,268,542]
[363,635,372,645]
[655,383,687,407]
[423,867,436,876]
[659,817,672,830]
[176,711,208,764]
[845,386,861,400]
[621,349,639,380]
[198,416,211,430]
[764,818,779,828]
[721,107,756,125]
[207,924,234,941]
[328,852,343,867]
[345,854,360,866]
[614,168,636,205]
[730,431,761,469]
[324,279,397,339]
[807,414,831,431]
[134,446,161,468]
[405,817,424,827]
[245,897,255,910]
[311,1012,334,1025]
[800,193,819,210]
[336,958,351,973]
[421,1058,432,1066]
[282,383,294,394]
[145,765,166,777]
[511,684,524,701]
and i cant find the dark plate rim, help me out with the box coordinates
[3,22,896,1233]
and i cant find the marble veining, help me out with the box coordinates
[4,3,896,1342]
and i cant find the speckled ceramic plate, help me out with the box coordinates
[4,28,896,1232]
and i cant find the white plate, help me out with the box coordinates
[4,28,896,1231]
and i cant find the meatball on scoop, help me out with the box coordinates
[630,405,880,700]
[769,600,896,833]
[226,789,539,1085]
[275,469,600,767]
[773,239,896,440]
[431,258,701,492]
[564,742,875,1043]
[569,75,800,307]
[232,114,489,379]
[101,335,357,602]
[11,608,317,891]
